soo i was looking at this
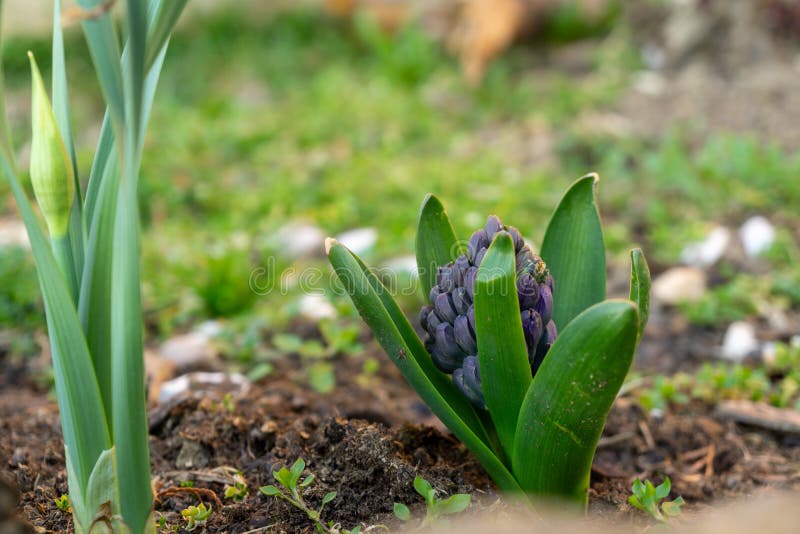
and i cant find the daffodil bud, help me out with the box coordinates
[28,52,74,238]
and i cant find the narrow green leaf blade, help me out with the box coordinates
[0,0,16,169]
[415,194,463,297]
[0,158,110,493]
[327,241,521,492]
[540,174,606,331]
[512,300,638,504]
[629,248,651,343]
[475,232,531,461]
[145,0,188,70]
[111,177,151,534]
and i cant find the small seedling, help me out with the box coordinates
[181,502,213,531]
[394,476,471,529]
[155,513,178,533]
[628,477,684,522]
[54,494,71,513]
[179,480,196,488]
[224,471,249,502]
[259,458,373,534]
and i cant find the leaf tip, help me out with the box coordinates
[324,237,337,255]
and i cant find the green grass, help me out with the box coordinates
[1,6,799,376]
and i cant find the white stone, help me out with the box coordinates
[276,223,325,258]
[382,255,418,276]
[0,218,29,249]
[652,267,707,304]
[680,226,731,267]
[298,293,337,320]
[739,216,775,258]
[336,227,377,255]
[159,323,221,370]
[158,372,249,404]
[720,321,759,362]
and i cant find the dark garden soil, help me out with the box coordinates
[1,333,799,533]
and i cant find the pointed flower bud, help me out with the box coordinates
[28,52,74,238]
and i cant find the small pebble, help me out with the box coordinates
[739,216,775,258]
[720,321,759,362]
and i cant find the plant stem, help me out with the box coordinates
[52,234,79,303]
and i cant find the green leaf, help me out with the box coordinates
[655,477,670,500]
[512,300,638,505]
[0,158,110,495]
[0,0,17,169]
[308,362,336,394]
[327,240,521,492]
[290,458,305,487]
[322,492,337,505]
[145,0,188,70]
[629,248,651,343]
[259,485,281,497]
[415,194,463,297]
[83,448,120,532]
[541,174,606,331]
[475,232,531,461]
[393,502,410,521]
[413,476,434,505]
[273,467,292,490]
[662,496,684,517]
[435,494,471,516]
[300,475,315,488]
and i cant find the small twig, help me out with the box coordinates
[704,443,716,478]
[155,486,223,510]
[638,420,656,450]
[597,430,636,448]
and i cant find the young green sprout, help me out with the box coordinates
[328,176,651,507]
[224,472,249,503]
[180,502,213,531]
[628,477,684,522]
[393,476,471,529]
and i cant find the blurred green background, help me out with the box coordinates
[1,0,798,402]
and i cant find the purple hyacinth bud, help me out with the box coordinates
[485,215,503,237]
[545,273,554,293]
[516,246,534,271]
[507,225,524,252]
[516,272,540,310]
[433,323,465,372]
[474,247,487,267]
[466,305,476,337]
[454,356,485,408]
[451,287,470,315]
[535,284,554,325]
[425,309,442,336]
[467,229,490,263]
[464,266,478,300]
[453,254,470,286]
[454,314,477,354]
[437,265,455,292]
[520,309,543,349]
[429,285,441,303]
[532,320,558,375]
[434,292,457,323]
[419,305,434,331]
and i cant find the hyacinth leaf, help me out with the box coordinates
[540,174,605,331]
[0,0,15,169]
[0,157,110,495]
[327,240,522,492]
[335,240,494,447]
[416,194,463,297]
[629,248,651,343]
[475,232,532,461]
[513,300,638,505]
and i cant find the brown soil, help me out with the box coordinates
[2,344,799,533]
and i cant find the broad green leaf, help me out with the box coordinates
[344,242,495,451]
[0,157,110,493]
[415,194,463,297]
[322,492,337,505]
[629,248,651,343]
[512,300,638,505]
[290,458,305,487]
[541,174,605,331]
[435,493,471,516]
[655,478,670,499]
[327,240,521,492]
[259,485,281,496]
[475,232,531,461]
[84,448,120,532]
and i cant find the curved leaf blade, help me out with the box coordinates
[415,194,463,297]
[541,174,605,331]
[629,248,651,343]
[512,300,638,504]
[475,232,531,460]
[327,240,521,492]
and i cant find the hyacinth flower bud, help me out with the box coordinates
[419,214,558,408]
[28,53,74,238]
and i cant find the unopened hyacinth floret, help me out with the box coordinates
[419,216,557,408]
